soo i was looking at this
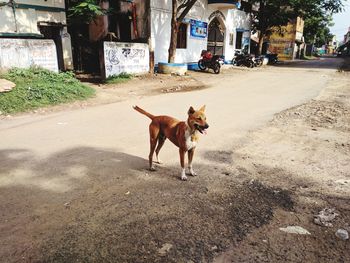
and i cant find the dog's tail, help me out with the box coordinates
[133,105,155,120]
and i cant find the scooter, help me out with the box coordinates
[232,50,255,68]
[198,50,224,74]
[265,53,279,64]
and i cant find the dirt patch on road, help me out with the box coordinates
[215,73,350,262]
[35,180,293,263]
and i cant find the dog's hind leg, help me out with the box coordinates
[149,123,159,171]
[155,134,166,164]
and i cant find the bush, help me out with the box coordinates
[0,67,95,114]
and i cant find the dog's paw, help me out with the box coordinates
[155,159,163,164]
[189,167,197,176]
[189,171,197,176]
[149,166,156,171]
[181,175,188,181]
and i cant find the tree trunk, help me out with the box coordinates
[168,0,178,63]
[258,32,264,55]
[257,0,265,55]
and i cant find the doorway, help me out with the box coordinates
[207,17,224,56]
[39,25,65,71]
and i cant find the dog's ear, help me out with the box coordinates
[188,106,195,115]
[199,105,206,112]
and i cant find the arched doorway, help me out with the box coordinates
[207,17,225,56]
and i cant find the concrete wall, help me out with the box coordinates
[216,8,251,61]
[0,0,66,35]
[0,38,59,72]
[150,0,251,65]
[0,0,72,71]
[103,42,149,78]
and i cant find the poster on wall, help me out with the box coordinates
[190,19,207,39]
[104,42,149,78]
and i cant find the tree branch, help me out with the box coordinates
[177,0,191,12]
[176,0,197,22]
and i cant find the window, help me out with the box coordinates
[177,23,187,49]
[236,31,243,49]
[229,33,234,45]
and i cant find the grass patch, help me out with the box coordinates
[0,67,95,114]
[105,72,133,84]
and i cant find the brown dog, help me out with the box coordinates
[133,105,209,180]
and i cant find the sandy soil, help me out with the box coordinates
[214,69,350,263]
[0,58,349,263]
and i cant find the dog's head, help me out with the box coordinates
[187,105,209,134]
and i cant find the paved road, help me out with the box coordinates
[0,56,344,262]
[0,57,342,175]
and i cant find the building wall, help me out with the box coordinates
[150,0,251,65]
[0,38,59,72]
[268,18,304,60]
[0,0,66,35]
[0,0,72,70]
[220,8,251,61]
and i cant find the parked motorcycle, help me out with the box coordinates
[265,53,279,64]
[232,50,255,68]
[198,50,224,74]
[253,55,265,67]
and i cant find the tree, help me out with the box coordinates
[68,0,108,25]
[303,12,334,46]
[168,0,198,63]
[247,0,345,54]
[247,0,296,55]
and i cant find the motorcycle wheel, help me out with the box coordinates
[232,58,237,66]
[256,60,263,67]
[247,61,254,68]
[213,62,221,74]
[198,59,207,71]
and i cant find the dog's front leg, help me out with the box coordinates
[179,149,187,181]
[188,148,197,176]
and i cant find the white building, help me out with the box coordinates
[0,0,73,71]
[150,0,251,67]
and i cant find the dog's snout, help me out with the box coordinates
[204,124,209,129]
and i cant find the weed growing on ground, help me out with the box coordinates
[0,67,95,114]
[105,73,133,84]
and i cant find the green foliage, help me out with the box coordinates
[105,73,133,84]
[247,0,345,51]
[247,0,296,35]
[68,0,108,24]
[0,67,95,114]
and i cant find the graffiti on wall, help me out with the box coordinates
[104,42,149,78]
[0,39,59,72]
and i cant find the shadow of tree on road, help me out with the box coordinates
[0,147,147,193]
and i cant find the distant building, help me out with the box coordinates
[0,0,73,71]
[327,35,339,54]
[337,27,350,56]
[68,0,252,78]
[344,27,350,43]
[151,0,252,66]
[264,17,305,60]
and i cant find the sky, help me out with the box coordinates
[330,2,350,43]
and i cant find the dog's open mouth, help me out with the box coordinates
[194,124,208,135]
